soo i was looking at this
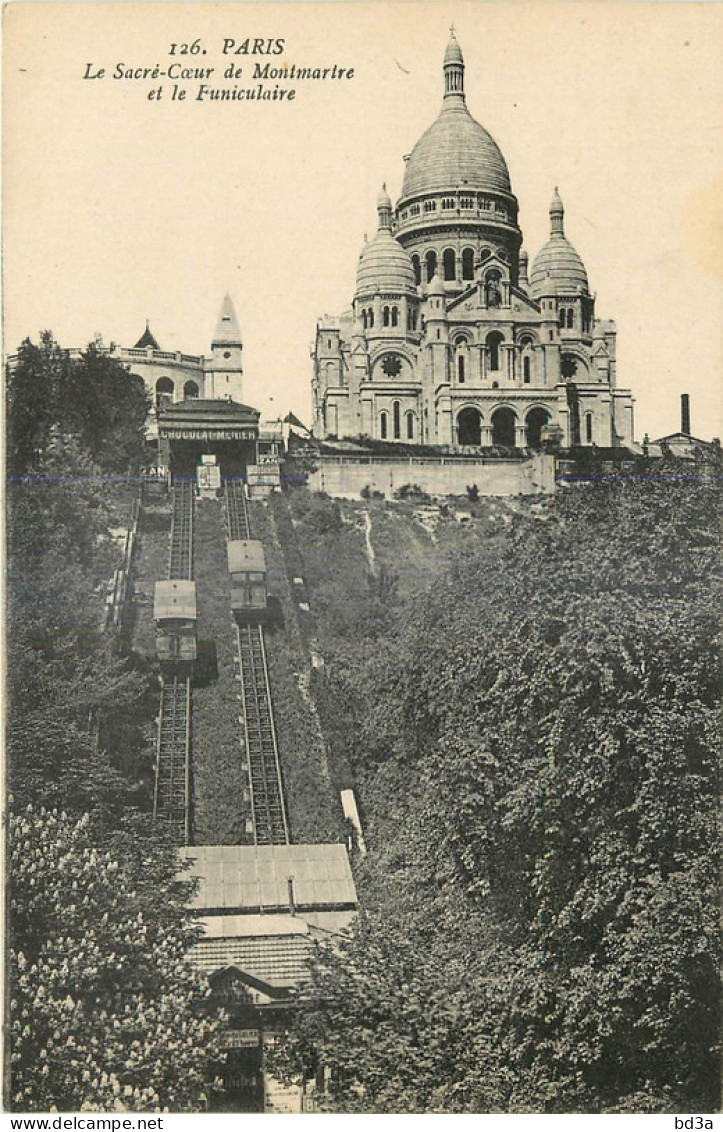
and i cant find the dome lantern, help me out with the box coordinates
[377,183,393,231]
[443,26,465,103]
[550,187,565,236]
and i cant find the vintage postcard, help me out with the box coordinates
[3,1,721,1118]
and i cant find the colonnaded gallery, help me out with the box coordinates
[312,32,635,450]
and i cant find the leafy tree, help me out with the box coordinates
[7,333,151,477]
[63,341,151,473]
[8,805,224,1112]
[6,333,68,477]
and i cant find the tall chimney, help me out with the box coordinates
[681,394,691,436]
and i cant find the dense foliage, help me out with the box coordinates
[9,805,223,1111]
[6,332,222,1111]
[7,333,150,477]
[275,475,720,1113]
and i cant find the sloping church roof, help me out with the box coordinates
[134,321,161,350]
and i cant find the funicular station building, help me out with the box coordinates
[110,295,282,487]
[312,32,635,475]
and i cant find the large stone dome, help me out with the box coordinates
[401,105,511,200]
[530,189,589,295]
[399,32,511,202]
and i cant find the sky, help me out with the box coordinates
[4,1,723,440]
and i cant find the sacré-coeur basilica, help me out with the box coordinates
[312,31,635,451]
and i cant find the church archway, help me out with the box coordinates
[156,376,174,411]
[526,407,549,449]
[457,406,482,446]
[183,380,200,400]
[491,406,516,447]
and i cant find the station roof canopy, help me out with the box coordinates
[178,843,358,916]
[227,539,266,574]
[157,398,260,441]
[153,579,197,621]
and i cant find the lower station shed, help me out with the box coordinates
[178,844,358,1112]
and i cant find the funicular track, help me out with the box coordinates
[225,479,290,845]
[154,479,194,843]
[225,477,251,541]
[169,479,195,581]
[153,676,191,843]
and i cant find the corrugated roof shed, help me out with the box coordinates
[178,843,357,914]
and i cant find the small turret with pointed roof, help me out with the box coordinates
[208,293,244,401]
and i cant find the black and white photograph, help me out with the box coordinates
[3,1,721,1117]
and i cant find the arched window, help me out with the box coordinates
[393,401,401,440]
[491,406,516,447]
[523,356,531,384]
[362,309,367,330]
[462,248,475,280]
[458,406,482,446]
[380,411,388,440]
[411,254,421,287]
[368,308,374,328]
[391,306,399,328]
[585,412,594,443]
[526,407,549,449]
[486,331,504,372]
[559,310,566,329]
[408,307,418,331]
[443,248,456,281]
[155,376,174,411]
[458,355,465,384]
[383,306,390,328]
[567,309,574,329]
[406,411,414,440]
[425,250,437,283]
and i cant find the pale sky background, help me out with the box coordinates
[4,1,723,440]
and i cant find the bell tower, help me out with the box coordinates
[206,293,244,401]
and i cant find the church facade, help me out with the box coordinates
[312,33,635,450]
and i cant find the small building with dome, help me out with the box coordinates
[312,32,635,451]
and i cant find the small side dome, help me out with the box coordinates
[356,232,416,295]
[356,190,416,296]
[530,188,589,297]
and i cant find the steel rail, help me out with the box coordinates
[153,675,191,844]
